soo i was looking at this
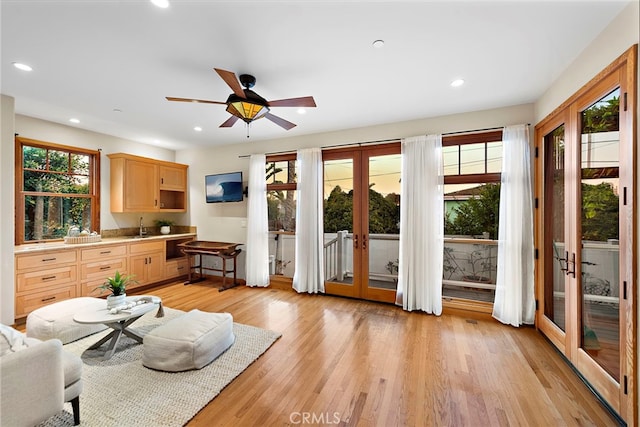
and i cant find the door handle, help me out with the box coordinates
[354,234,358,249]
[559,251,569,273]
[565,252,576,278]
[362,234,367,250]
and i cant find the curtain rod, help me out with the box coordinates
[238,123,530,158]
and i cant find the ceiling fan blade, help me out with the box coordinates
[268,96,316,108]
[265,113,296,130]
[214,68,245,98]
[166,97,226,105]
[220,115,240,128]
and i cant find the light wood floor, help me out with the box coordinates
[134,279,618,426]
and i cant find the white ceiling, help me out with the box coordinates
[1,0,630,150]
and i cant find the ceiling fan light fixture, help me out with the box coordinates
[226,101,269,123]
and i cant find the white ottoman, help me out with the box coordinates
[142,309,235,372]
[27,297,108,344]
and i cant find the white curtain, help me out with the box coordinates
[396,135,444,314]
[293,148,325,293]
[245,154,270,287]
[492,124,535,326]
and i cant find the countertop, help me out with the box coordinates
[14,233,197,254]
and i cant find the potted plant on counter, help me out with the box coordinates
[95,271,137,308]
[155,219,174,235]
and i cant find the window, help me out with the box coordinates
[443,130,503,238]
[266,154,297,232]
[15,137,100,244]
[442,130,503,304]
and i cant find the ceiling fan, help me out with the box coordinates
[166,68,316,131]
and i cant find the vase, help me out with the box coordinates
[160,226,170,235]
[107,293,126,309]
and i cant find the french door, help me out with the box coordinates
[536,47,636,423]
[322,143,401,303]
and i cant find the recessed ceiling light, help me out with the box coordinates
[150,0,169,8]
[451,79,465,87]
[69,118,80,124]
[297,108,306,115]
[194,126,202,132]
[113,108,122,113]
[12,62,32,72]
[372,40,385,48]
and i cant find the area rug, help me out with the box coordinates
[38,307,281,427]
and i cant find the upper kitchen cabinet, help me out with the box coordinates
[108,153,188,213]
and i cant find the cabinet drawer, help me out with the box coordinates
[81,245,127,261]
[165,258,189,279]
[16,265,77,294]
[16,250,77,271]
[15,285,78,318]
[129,240,164,255]
[81,257,127,282]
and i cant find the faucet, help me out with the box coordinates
[139,217,147,237]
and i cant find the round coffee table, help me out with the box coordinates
[73,297,159,360]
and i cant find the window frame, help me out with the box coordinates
[266,153,297,232]
[443,130,503,185]
[15,136,101,244]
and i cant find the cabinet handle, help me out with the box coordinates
[41,275,56,281]
[177,266,184,270]
[100,251,111,255]
[362,234,367,250]
[155,199,158,207]
[100,266,111,270]
[42,257,56,262]
[354,234,358,249]
[41,296,56,302]
[161,177,164,184]
[148,257,152,264]
[145,258,148,265]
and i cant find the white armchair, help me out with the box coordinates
[1,325,82,426]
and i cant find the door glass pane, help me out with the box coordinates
[367,154,401,290]
[324,158,354,284]
[545,125,566,331]
[580,88,620,380]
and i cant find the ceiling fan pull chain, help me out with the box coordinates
[246,122,251,138]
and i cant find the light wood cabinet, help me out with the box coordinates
[129,240,164,286]
[165,257,189,279]
[14,234,196,319]
[164,236,193,280]
[108,153,188,213]
[15,249,79,317]
[159,165,187,191]
[79,244,128,296]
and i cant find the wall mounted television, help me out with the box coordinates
[205,171,244,203]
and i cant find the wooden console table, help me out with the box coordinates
[178,241,242,291]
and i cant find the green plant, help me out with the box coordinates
[155,219,174,227]
[95,271,137,296]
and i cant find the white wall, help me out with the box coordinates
[535,1,639,122]
[1,95,16,324]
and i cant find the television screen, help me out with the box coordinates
[205,172,244,203]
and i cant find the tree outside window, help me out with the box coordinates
[16,137,99,244]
